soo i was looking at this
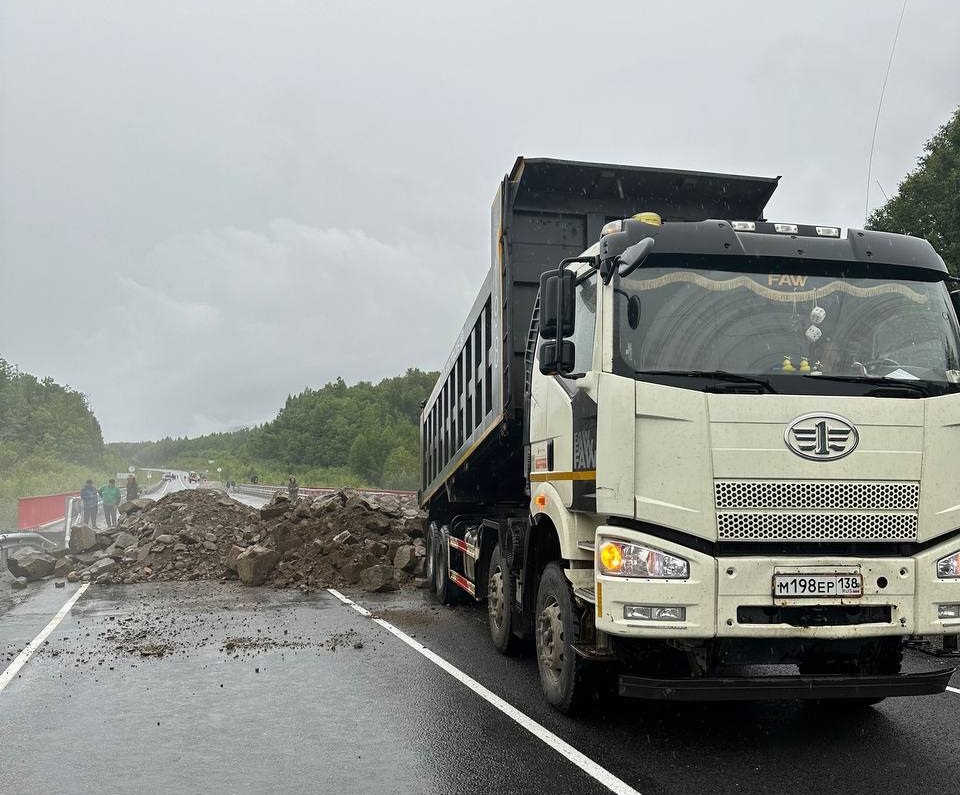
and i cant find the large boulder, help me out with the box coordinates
[345,494,373,512]
[224,544,246,572]
[393,545,418,573]
[271,524,303,554]
[259,495,290,520]
[235,545,280,586]
[375,495,402,515]
[311,494,341,512]
[95,531,115,548]
[85,558,117,578]
[119,498,153,515]
[54,557,74,578]
[68,525,98,554]
[364,513,393,535]
[7,548,57,581]
[360,564,397,593]
[177,528,200,545]
[113,532,137,550]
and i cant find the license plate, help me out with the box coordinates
[773,574,862,598]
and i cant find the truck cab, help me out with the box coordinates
[421,158,960,713]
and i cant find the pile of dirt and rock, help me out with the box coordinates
[44,488,428,592]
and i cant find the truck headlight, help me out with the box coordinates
[936,551,960,579]
[598,540,689,579]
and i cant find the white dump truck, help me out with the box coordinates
[420,157,959,713]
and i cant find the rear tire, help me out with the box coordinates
[534,563,597,715]
[487,543,520,654]
[425,523,438,594]
[433,526,459,605]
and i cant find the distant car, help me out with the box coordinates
[188,472,199,483]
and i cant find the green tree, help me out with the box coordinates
[0,355,110,527]
[382,445,419,490]
[867,107,960,274]
[110,368,438,490]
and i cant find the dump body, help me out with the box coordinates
[420,157,779,512]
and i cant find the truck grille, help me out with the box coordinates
[715,480,919,542]
[717,511,917,542]
[714,480,919,511]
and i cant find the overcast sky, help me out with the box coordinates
[1,0,958,442]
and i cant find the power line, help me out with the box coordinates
[864,0,908,226]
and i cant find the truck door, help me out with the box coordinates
[530,272,599,512]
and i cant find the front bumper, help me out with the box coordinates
[618,666,957,701]
[594,524,960,639]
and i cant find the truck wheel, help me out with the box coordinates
[433,527,459,605]
[487,543,519,654]
[425,524,438,594]
[535,563,595,714]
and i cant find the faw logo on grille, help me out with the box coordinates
[784,413,859,461]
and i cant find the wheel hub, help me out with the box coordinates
[489,568,505,629]
[537,599,564,679]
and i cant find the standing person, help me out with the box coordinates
[288,476,299,502]
[126,474,139,502]
[80,479,99,528]
[99,478,122,528]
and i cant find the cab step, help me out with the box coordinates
[573,585,596,604]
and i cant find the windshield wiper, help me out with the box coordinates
[635,370,776,393]
[801,374,932,396]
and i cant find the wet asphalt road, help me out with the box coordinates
[0,579,957,795]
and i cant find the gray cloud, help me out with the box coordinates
[1,0,958,440]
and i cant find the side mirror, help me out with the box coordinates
[539,269,575,340]
[617,237,655,278]
[539,340,576,376]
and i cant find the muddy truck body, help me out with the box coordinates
[420,156,960,713]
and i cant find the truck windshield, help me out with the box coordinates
[614,261,960,392]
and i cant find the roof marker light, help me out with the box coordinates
[774,223,799,234]
[731,221,756,232]
[816,226,841,237]
[632,212,662,226]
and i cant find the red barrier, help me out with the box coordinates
[17,491,79,531]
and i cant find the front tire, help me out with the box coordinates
[487,543,520,654]
[534,563,596,715]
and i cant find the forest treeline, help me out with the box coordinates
[110,368,438,491]
[0,356,112,527]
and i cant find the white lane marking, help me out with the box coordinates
[327,588,642,795]
[947,686,960,695]
[0,583,91,693]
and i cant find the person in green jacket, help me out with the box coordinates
[99,478,122,528]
